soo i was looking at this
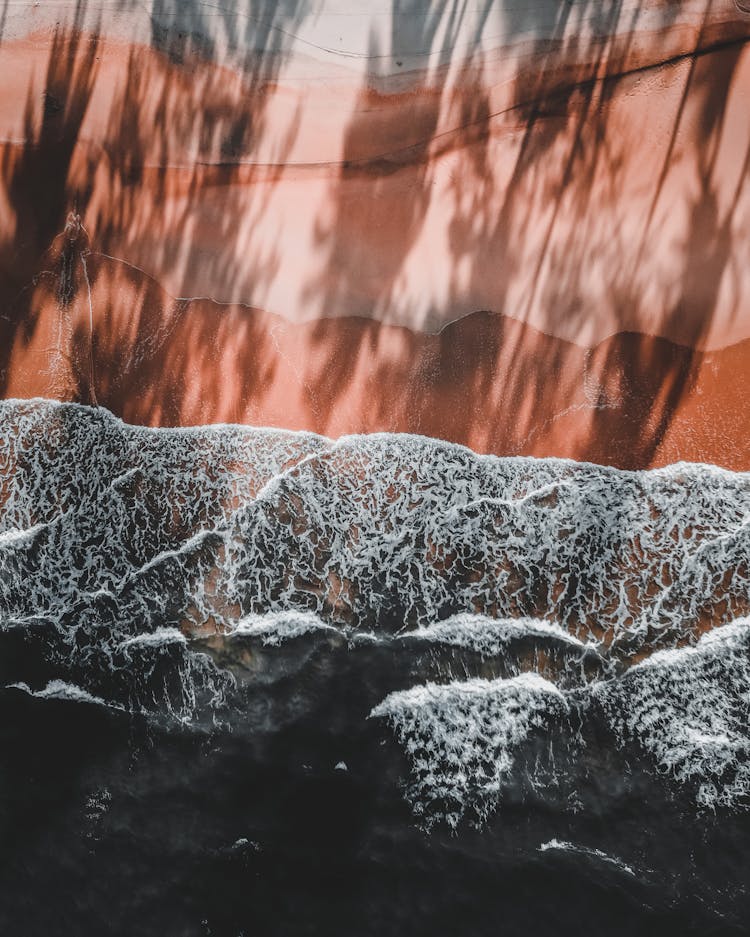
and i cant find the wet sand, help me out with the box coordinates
[2,250,749,470]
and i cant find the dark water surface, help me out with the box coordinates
[1,640,749,937]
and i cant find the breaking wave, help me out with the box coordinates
[401,613,594,656]
[2,399,750,823]
[596,618,750,811]
[538,840,637,877]
[370,673,568,829]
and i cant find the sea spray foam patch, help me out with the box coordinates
[370,673,569,829]
[230,611,339,646]
[3,400,750,656]
[538,839,637,877]
[2,398,750,744]
[595,618,750,810]
[401,614,594,656]
[221,431,750,654]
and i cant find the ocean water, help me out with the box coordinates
[1,399,750,935]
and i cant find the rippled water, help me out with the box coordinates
[1,399,749,935]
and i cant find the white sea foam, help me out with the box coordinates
[402,614,591,657]
[119,627,187,649]
[7,680,123,710]
[539,839,636,876]
[596,618,750,809]
[230,611,338,646]
[2,397,750,813]
[3,399,748,659]
[370,673,568,828]
[0,523,47,547]
[379,617,750,825]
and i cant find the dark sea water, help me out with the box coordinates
[1,399,750,936]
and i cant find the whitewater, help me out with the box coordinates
[1,397,750,832]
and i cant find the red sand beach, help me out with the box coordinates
[1,1,749,467]
[3,250,749,470]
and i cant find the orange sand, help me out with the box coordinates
[1,3,749,468]
[2,249,749,470]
